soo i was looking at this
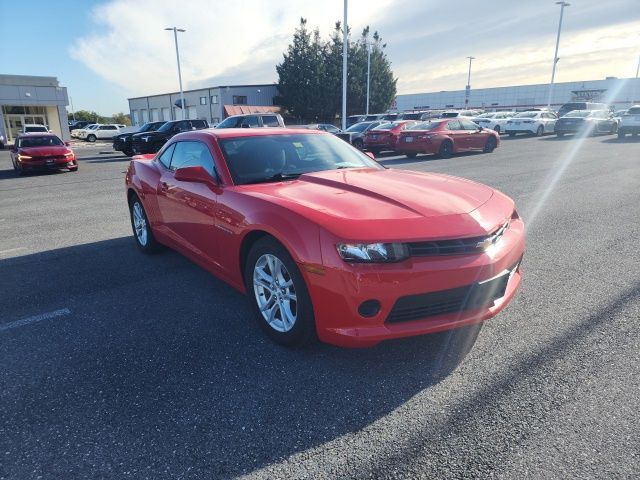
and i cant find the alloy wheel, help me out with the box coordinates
[253,254,297,333]
[132,201,148,246]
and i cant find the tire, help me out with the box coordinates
[556,132,564,137]
[508,132,516,137]
[244,237,316,347]
[493,125,500,134]
[438,140,453,158]
[483,136,497,153]
[129,194,162,254]
[369,148,381,155]
[87,134,96,143]
[68,167,78,172]
[123,148,134,157]
[535,125,544,137]
[618,131,625,139]
[353,139,364,150]
[405,152,418,158]
[611,124,618,134]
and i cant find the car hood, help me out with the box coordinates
[240,168,511,241]
[19,146,70,156]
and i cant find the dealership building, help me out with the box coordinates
[0,74,70,144]
[394,77,640,112]
[127,83,279,127]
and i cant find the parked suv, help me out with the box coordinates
[215,113,285,129]
[21,124,49,133]
[131,119,209,154]
[77,124,124,142]
[617,105,640,138]
[113,121,165,156]
[69,120,91,132]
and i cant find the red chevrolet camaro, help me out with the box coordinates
[125,128,524,348]
[10,133,78,174]
[396,118,500,159]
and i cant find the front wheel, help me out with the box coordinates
[535,125,544,137]
[129,195,162,254]
[87,134,96,142]
[618,131,625,138]
[556,132,564,137]
[245,237,316,347]
[405,152,418,158]
[353,139,364,150]
[508,132,516,137]
[483,136,497,153]
[123,148,134,157]
[493,125,501,134]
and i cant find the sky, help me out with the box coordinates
[2,0,639,115]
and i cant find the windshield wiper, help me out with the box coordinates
[250,172,302,184]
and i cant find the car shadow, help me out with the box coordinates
[0,237,480,478]
[601,136,640,144]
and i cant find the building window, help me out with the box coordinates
[132,110,139,125]
[211,95,218,104]
[200,96,207,105]
[232,95,248,105]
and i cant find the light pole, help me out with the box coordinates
[547,2,570,108]
[69,96,75,122]
[165,27,186,120]
[366,42,373,115]
[342,0,348,130]
[465,56,475,106]
[634,55,640,103]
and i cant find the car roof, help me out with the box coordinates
[17,131,57,137]
[181,127,324,140]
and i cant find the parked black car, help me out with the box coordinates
[130,119,209,154]
[113,121,165,156]
[554,110,618,137]
[215,113,285,129]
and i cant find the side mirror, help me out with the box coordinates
[478,126,484,131]
[64,141,71,146]
[174,165,217,186]
[365,151,375,160]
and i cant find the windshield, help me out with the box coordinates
[219,133,383,185]
[372,122,398,131]
[408,121,442,130]
[515,112,538,118]
[24,126,48,132]
[216,116,244,128]
[18,136,64,148]
[87,124,100,130]
[476,113,495,118]
[346,122,374,133]
[563,110,591,118]
[157,122,177,132]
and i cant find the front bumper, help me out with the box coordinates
[505,124,537,134]
[306,218,525,347]
[19,157,77,171]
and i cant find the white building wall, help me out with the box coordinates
[395,77,640,112]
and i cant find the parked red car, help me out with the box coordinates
[125,129,524,348]
[10,133,77,174]
[396,119,500,158]
[363,120,418,154]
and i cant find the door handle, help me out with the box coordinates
[160,181,169,191]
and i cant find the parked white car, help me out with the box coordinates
[472,111,516,135]
[505,111,557,137]
[21,124,49,133]
[617,105,640,138]
[440,110,482,119]
[72,124,100,138]
[76,124,124,142]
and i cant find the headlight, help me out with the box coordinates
[64,152,74,157]
[18,154,32,161]
[336,242,409,263]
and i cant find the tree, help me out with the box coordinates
[111,112,131,126]
[69,110,107,123]
[276,20,397,122]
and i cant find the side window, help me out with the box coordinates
[175,121,189,132]
[241,116,259,127]
[170,141,216,178]
[262,115,280,127]
[107,125,117,130]
[461,120,479,130]
[158,143,176,169]
[446,120,461,131]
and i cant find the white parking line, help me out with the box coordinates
[0,247,27,258]
[0,308,72,332]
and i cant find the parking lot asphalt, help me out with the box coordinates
[1,134,639,479]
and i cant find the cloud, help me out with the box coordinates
[71,0,392,96]
[71,0,640,100]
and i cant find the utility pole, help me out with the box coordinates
[366,42,372,115]
[165,27,186,120]
[547,2,570,109]
[465,56,475,106]
[341,0,348,130]
[69,97,75,121]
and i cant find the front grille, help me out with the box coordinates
[385,262,518,324]
[408,220,509,257]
